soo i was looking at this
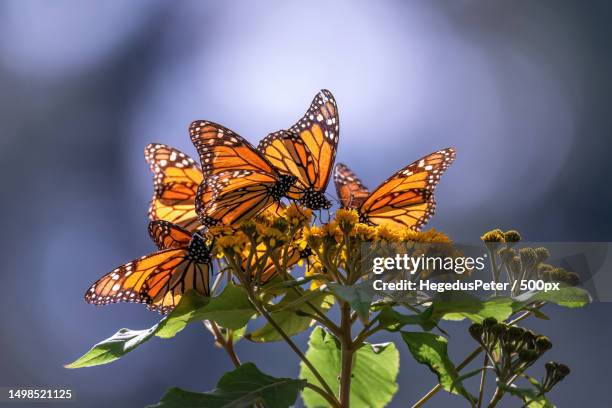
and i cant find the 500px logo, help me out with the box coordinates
[372,254,487,275]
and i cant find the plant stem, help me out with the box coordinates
[487,386,504,408]
[410,304,545,408]
[207,321,241,368]
[411,347,484,408]
[247,287,340,407]
[477,353,488,408]
[339,302,354,407]
[304,383,342,408]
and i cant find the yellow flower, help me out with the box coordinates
[257,225,286,249]
[402,228,450,243]
[239,220,257,236]
[208,225,237,238]
[303,225,323,251]
[321,221,343,243]
[351,223,376,241]
[216,231,249,253]
[305,258,325,290]
[375,225,401,242]
[284,203,312,228]
[335,208,359,232]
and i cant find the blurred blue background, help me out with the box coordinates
[1,1,611,406]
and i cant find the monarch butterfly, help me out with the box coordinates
[189,121,296,227]
[258,89,339,210]
[145,143,203,232]
[84,221,211,314]
[334,148,456,230]
[145,142,295,282]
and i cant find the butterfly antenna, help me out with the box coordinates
[324,191,341,206]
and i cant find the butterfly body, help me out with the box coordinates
[298,187,332,210]
[185,233,212,264]
[268,174,298,202]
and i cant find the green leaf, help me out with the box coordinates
[328,282,377,319]
[195,284,256,329]
[432,291,514,323]
[150,362,305,408]
[401,331,475,404]
[157,285,256,338]
[378,306,436,331]
[498,383,554,408]
[300,327,399,408]
[270,288,332,313]
[65,325,158,368]
[68,286,255,368]
[156,290,210,339]
[247,290,332,342]
[514,286,591,309]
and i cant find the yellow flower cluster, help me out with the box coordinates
[283,203,313,228]
[207,204,457,290]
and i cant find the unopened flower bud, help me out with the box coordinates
[551,268,565,281]
[482,317,498,329]
[562,272,581,286]
[519,248,538,270]
[490,323,507,339]
[498,247,516,264]
[545,362,558,375]
[504,230,521,243]
[534,247,550,263]
[556,364,570,379]
[522,330,536,347]
[535,336,553,353]
[469,323,484,342]
[507,326,525,341]
[518,349,539,363]
[509,256,522,276]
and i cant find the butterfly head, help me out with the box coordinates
[299,188,332,210]
[188,233,212,264]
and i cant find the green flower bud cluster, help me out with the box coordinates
[543,362,571,391]
[540,265,580,286]
[469,318,552,381]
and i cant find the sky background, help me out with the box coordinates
[1,1,611,407]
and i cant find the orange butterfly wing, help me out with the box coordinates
[145,144,203,232]
[196,169,282,227]
[148,220,192,250]
[85,232,211,314]
[258,90,339,208]
[85,249,187,308]
[189,121,295,226]
[358,148,456,230]
[189,121,276,176]
[334,163,370,208]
